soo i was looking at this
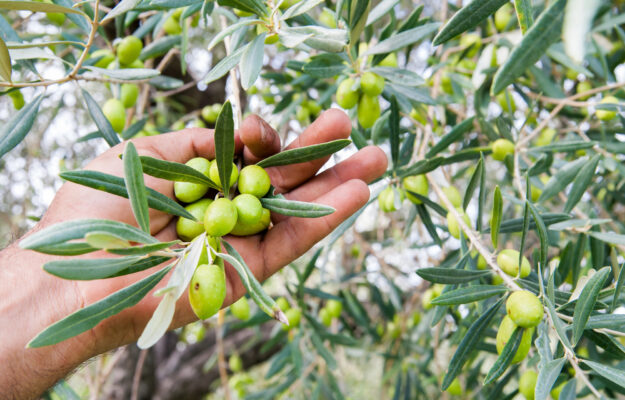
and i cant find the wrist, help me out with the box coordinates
[0,243,95,399]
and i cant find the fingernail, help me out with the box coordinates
[259,119,269,143]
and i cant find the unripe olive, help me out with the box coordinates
[379,53,398,68]
[176,199,213,241]
[410,311,421,327]
[535,128,557,147]
[128,59,145,68]
[120,84,139,109]
[229,353,243,372]
[403,175,428,204]
[378,186,403,212]
[276,297,290,311]
[295,106,310,123]
[491,138,515,161]
[163,15,182,35]
[283,308,301,330]
[460,32,482,57]
[238,165,271,198]
[201,103,221,123]
[117,36,143,66]
[279,0,298,10]
[90,49,115,68]
[576,81,592,100]
[441,72,453,94]
[174,157,212,203]
[357,94,380,129]
[336,78,359,109]
[8,90,24,110]
[264,33,279,45]
[422,288,435,310]
[102,98,126,133]
[519,370,538,400]
[596,96,619,121]
[446,208,471,239]
[188,263,226,320]
[497,91,516,113]
[441,186,462,208]
[492,274,504,285]
[319,307,332,326]
[326,299,342,319]
[204,198,238,237]
[477,254,487,270]
[209,161,239,189]
[232,194,263,225]
[230,296,251,321]
[387,321,401,339]
[550,381,567,400]
[506,290,543,328]
[494,3,513,32]
[457,59,477,74]
[496,315,533,363]
[446,377,462,395]
[360,72,385,96]
[230,207,270,236]
[497,249,531,278]
[304,99,321,116]
[319,9,336,28]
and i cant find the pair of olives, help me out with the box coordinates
[174,157,272,241]
[495,290,543,364]
[378,174,430,212]
[336,72,385,129]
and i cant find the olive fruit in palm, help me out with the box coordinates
[491,138,515,161]
[230,296,251,321]
[228,353,243,372]
[176,199,213,241]
[336,78,359,109]
[230,207,270,236]
[283,308,301,330]
[506,290,543,328]
[446,208,471,239]
[238,165,271,198]
[117,36,143,66]
[519,370,538,400]
[102,98,126,133]
[8,90,24,110]
[360,72,385,96]
[201,104,221,123]
[209,161,239,189]
[188,264,226,319]
[232,194,263,225]
[174,157,212,203]
[595,96,619,121]
[120,84,139,108]
[496,315,533,363]
[204,198,238,237]
[402,174,428,204]
[357,94,381,129]
[497,249,531,278]
[326,299,342,319]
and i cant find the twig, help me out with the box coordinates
[130,349,148,400]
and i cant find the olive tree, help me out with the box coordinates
[2,0,625,398]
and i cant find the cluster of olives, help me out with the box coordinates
[496,290,543,364]
[171,155,272,320]
[275,297,301,331]
[378,174,431,212]
[318,299,342,327]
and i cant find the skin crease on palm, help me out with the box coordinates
[0,109,387,399]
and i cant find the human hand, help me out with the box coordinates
[0,109,386,398]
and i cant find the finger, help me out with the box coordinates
[240,114,281,164]
[268,108,352,192]
[272,146,387,224]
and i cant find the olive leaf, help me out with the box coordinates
[139,156,219,188]
[430,285,507,306]
[260,197,335,218]
[491,186,502,248]
[416,268,491,284]
[534,357,566,400]
[572,266,611,346]
[0,93,44,159]
[484,327,522,384]
[43,256,145,280]
[214,101,235,197]
[432,0,508,45]
[256,139,351,168]
[123,142,150,233]
[426,116,475,158]
[81,90,121,147]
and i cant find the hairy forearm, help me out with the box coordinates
[0,244,92,399]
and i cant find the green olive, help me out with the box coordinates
[360,72,385,96]
[441,72,453,94]
[497,91,516,113]
[163,15,182,35]
[477,254,487,270]
[204,197,238,237]
[230,208,271,236]
[90,49,115,68]
[283,308,301,330]
[496,315,533,363]
[188,263,226,320]
[596,96,619,121]
[8,90,24,110]
[387,321,401,339]
[201,104,220,123]
[232,194,263,225]
[576,81,592,100]
[378,186,403,212]
[491,138,515,161]
[128,59,144,68]
[446,377,462,395]
[336,78,359,109]
[494,3,513,32]
[326,299,342,319]
[378,53,398,68]
[230,296,251,321]
[174,157,212,203]
[442,186,462,208]
[228,353,243,373]
[276,297,290,311]
[506,290,543,328]
[209,161,239,189]
[535,128,557,147]
[304,99,322,116]
[550,381,567,400]
[402,174,428,204]
[120,83,139,109]
[117,36,143,66]
[319,9,336,28]
[519,370,538,400]
[422,288,435,310]
[238,165,271,198]
[176,199,213,241]
[497,249,531,278]
[446,208,471,239]
[102,98,126,133]
[460,32,482,57]
[295,106,310,123]
[357,94,381,129]
[319,307,332,326]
